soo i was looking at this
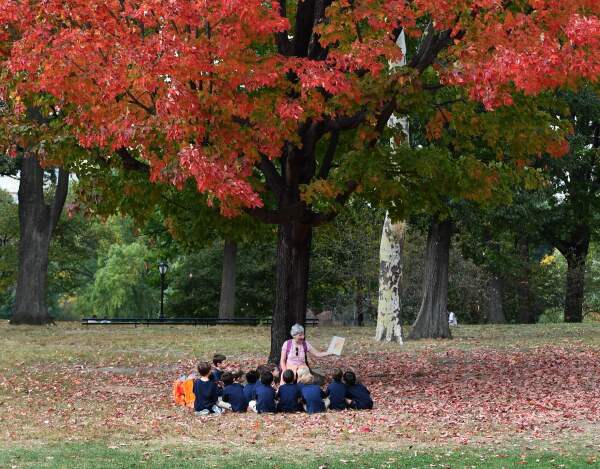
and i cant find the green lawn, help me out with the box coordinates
[1,322,599,468]
[0,443,597,469]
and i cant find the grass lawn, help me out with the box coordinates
[1,322,599,467]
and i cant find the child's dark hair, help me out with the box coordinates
[197,361,212,377]
[260,371,274,386]
[282,369,295,384]
[221,372,234,386]
[213,353,226,366]
[245,370,259,384]
[331,368,343,382]
[343,370,357,386]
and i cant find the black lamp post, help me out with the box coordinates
[158,261,169,320]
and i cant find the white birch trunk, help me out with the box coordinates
[375,213,406,342]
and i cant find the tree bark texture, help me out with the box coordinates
[269,221,312,363]
[516,236,535,324]
[11,155,68,325]
[375,212,405,343]
[563,238,589,323]
[408,218,452,340]
[218,239,237,320]
[486,275,506,324]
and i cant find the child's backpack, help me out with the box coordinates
[172,376,196,408]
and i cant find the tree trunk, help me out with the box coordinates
[375,212,405,343]
[218,239,237,320]
[516,236,535,323]
[486,275,506,324]
[408,218,452,340]
[564,241,589,323]
[269,221,312,363]
[11,155,68,325]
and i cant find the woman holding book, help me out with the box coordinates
[279,324,332,382]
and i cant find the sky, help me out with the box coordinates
[0,175,19,197]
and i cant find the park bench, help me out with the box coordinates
[80,317,319,327]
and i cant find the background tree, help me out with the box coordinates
[536,87,600,322]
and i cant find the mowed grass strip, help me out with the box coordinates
[0,443,597,469]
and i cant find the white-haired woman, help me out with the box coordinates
[280,324,331,382]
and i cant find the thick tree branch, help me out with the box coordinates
[293,0,316,57]
[245,202,307,224]
[259,154,285,199]
[307,0,331,60]
[318,130,339,179]
[116,147,150,174]
[328,110,368,131]
[276,0,292,55]
[409,23,454,73]
[50,168,69,232]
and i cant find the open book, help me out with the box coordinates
[326,336,345,356]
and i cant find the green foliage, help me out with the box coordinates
[166,238,276,318]
[75,242,157,319]
[0,189,17,314]
[309,201,383,323]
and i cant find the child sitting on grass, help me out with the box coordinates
[193,362,223,415]
[326,368,347,411]
[250,371,277,413]
[243,369,259,402]
[211,353,227,382]
[220,371,248,412]
[297,371,326,414]
[343,371,373,410]
[276,369,301,413]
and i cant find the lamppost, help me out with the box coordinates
[158,261,169,320]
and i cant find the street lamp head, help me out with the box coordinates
[158,261,169,275]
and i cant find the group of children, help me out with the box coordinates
[187,354,373,415]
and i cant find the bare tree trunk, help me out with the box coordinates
[269,221,312,363]
[486,275,506,324]
[218,239,237,320]
[408,218,452,340]
[564,242,589,323]
[516,236,535,324]
[375,212,405,343]
[11,155,68,325]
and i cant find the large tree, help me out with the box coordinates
[2,0,600,357]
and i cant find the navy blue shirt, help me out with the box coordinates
[298,383,326,414]
[276,383,301,412]
[222,383,248,412]
[211,368,223,382]
[252,383,276,413]
[346,383,373,410]
[243,382,257,402]
[326,381,347,410]
[193,379,219,412]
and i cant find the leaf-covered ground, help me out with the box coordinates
[1,323,599,465]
